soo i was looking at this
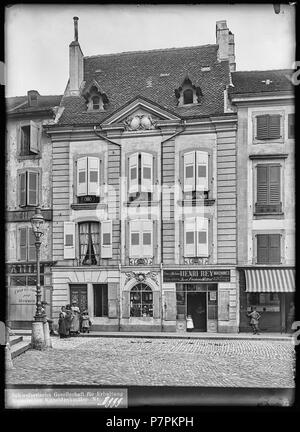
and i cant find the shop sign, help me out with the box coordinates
[163,269,230,282]
[9,286,36,305]
[7,263,45,274]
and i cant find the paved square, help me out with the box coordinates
[6,337,295,387]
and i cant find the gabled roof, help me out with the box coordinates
[58,44,230,125]
[229,69,294,95]
[6,94,62,114]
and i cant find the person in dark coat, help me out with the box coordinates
[64,304,74,337]
[58,306,68,338]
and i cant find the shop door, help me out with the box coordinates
[187,292,207,331]
[70,284,87,312]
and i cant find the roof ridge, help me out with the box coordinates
[233,68,293,73]
[84,43,218,60]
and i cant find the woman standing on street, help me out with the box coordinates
[65,304,74,337]
[70,301,81,336]
[58,306,68,338]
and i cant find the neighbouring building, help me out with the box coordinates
[6,91,61,329]
[44,18,239,333]
[229,70,295,332]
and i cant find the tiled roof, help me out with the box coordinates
[229,69,294,95]
[6,94,62,114]
[58,44,230,125]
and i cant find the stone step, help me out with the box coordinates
[11,341,31,359]
[9,336,23,347]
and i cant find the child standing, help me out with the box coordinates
[81,309,91,333]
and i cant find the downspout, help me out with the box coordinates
[93,125,122,332]
[159,119,187,329]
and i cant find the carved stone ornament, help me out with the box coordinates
[123,114,156,131]
[129,257,153,266]
[125,271,159,286]
[184,257,209,265]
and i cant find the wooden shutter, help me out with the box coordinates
[269,165,280,204]
[269,234,281,263]
[196,217,208,256]
[219,291,229,321]
[288,113,294,139]
[19,172,26,207]
[27,171,38,206]
[152,290,160,319]
[164,291,177,321]
[30,120,39,153]
[257,234,269,264]
[87,157,100,196]
[196,151,208,192]
[256,114,281,140]
[141,219,153,257]
[184,218,196,257]
[141,152,153,192]
[108,283,118,318]
[101,220,112,258]
[257,165,268,204]
[64,221,76,259]
[256,115,269,140]
[19,228,27,260]
[122,290,130,318]
[129,220,141,257]
[77,157,88,196]
[268,115,281,139]
[28,229,36,261]
[129,153,138,193]
[183,151,195,192]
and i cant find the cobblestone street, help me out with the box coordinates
[6,337,295,387]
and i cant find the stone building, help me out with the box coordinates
[228,70,295,332]
[44,18,239,332]
[6,91,62,328]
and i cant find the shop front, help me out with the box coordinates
[239,267,295,333]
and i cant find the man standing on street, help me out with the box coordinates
[247,307,261,335]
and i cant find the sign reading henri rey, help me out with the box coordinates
[163,269,231,283]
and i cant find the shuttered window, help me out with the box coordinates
[77,157,100,197]
[257,234,281,264]
[288,113,294,139]
[129,219,153,258]
[101,220,112,259]
[256,164,281,213]
[184,217,209,257]
[183,150,209,196]
[19,121,40,156]
[256,114,281,140]
[19,227,36,261]
[19,171,39,207]
[128,152,153,195]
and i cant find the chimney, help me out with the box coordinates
[216,20,236,72]
[27,90,39,107]
[69,17,84,96]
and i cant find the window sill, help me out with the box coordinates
[178,199,215,207]
[125,201,159,207]
[253,139,284,145]
[253,212,284,219]
[71,203,107,210]
[17,154,41,161]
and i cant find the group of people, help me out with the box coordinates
[58,301,91,338]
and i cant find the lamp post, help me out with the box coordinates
[30,206,45,349]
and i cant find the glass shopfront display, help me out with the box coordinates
[130,283,153,317]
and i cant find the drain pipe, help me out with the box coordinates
[93,125,122,332]
[159,119,187,329]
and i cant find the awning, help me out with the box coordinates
[244,269,295,293]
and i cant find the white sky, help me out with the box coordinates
[5,3,296,97]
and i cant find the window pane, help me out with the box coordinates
[131,167,137,180]
[198,231,206,244]
[131,233,139,245]
[183,89,193,104]
[185,165,194,179]
[90,171,98,182]
[198,165,206,178]
[10,276,26,286]
[143,167,151,179]
[143,232,151,245]
[79,171,86,183]
[27,276,37,286]
[103,233,111,245]
[94,284,108,317]
[186,232,194,244]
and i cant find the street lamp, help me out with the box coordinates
[30,206,45,349]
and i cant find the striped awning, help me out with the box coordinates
[244,269,295,293]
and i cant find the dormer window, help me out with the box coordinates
[82,80,109,112]
[27,90,39,107]
[92,96,100,111]
[175,76,202,106]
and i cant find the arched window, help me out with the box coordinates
[183,89,193,104]
[130,283,153,317]
[92,96,100,110]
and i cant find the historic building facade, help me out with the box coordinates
[44,18,239,332]
[229,70,295,332]
[6,91,61,328]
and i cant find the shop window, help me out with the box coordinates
[10,274,44,286]
[183,150,209,200]
[19,171,39,207]
[128,152,153,202]
[19,227,36,261]
[94,284,108,317]
[19,121,40,156]
[76,156,100,202]
[79,222,100,265]
[130,283,153,317]
[256,114,281,140]
[255,164,282,214]
[256,234,281,264]
[184,217,209,257]
[129,219,153,258]
[288,113,294,139]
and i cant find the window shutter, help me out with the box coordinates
[77,157,88,196]
[268,115,281,139]
[141,152,153,192]
[269,234,281,263]
[183,151,195,192]
[184,218,196,257]
[64,221,76,259]
[129,153,138,193]
[129,220,141,257]
[141,219,153,257]
[196,151,208,192]
[108,283,118,318]
[196,217,208,257]
[28,229,36,261]
[257,235,269,264]
[219,291,229,321]
[152,290,160,319]
[269,165,280,204]
[101,220,112,258]
[19,228,27,260]
[87,157,100,196]
[29,120,39,153]
[256,115,269,140]
[27,171,38,206]
[257,166,268,204]
[164,291,177,321]
[19,172,26,207]
[288,113,294,139]
[122,291,130,318]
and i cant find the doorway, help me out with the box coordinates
[187,292,207,331]
[70,284,87,312]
